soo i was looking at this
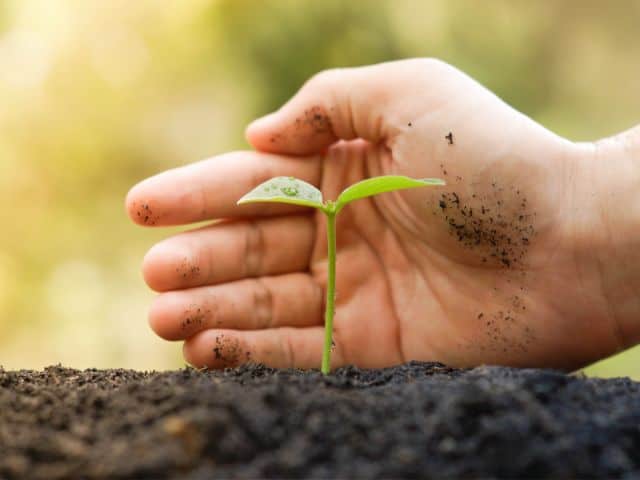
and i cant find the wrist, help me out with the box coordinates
[573,126,640,350]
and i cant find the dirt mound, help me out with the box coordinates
[1,362,638,478]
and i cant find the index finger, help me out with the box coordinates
[126,151,322,226]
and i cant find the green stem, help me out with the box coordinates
[321,211,337,375]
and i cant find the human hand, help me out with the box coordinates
[127,59,633,371]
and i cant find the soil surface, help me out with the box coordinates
[1,362,639,479]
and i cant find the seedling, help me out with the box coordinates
[238,175,445,374]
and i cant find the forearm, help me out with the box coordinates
[577,125,640,350]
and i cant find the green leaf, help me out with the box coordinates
[237,176,324,210]
[335,175,445,211]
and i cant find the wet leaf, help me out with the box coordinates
[335,175,445,211]
[237,176,324,209]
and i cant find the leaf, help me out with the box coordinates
[237,176,324,210]
[335,175,445,211]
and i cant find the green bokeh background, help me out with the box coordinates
[0,0,638,376]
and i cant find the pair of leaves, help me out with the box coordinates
[237,175,445,213]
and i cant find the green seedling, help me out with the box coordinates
[238,175,445,374]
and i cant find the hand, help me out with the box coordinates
[127,59,630,371]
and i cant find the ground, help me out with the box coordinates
[0,362,638,479]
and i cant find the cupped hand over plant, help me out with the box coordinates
[127,59,628,371]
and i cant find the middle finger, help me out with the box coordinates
[143,214,316,292]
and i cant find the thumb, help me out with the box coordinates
[246,59,432,155]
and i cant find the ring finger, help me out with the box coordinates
[149,273,324,340]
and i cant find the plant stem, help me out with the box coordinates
[321,211,337,375]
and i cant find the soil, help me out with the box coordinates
[1,362,639,479]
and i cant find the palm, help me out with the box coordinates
[313,103,588,369]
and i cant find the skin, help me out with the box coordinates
[126,59,640,371]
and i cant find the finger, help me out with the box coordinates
[246,58,441,155]
[183,327,344,370]
[126,151,321,226]
[149,273,323,341]
[142,215,315,292]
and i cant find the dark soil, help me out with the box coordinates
[1,362,639,479]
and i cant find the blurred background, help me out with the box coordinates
[0,0,638,376]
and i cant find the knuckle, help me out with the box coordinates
[243,222,264,277]
[307,68,341,89]
[252,278,274,329]
[249,161,272,190]
[419,56,444,68]
[309,277,325,317]
[280,331,296,368]
[417,57,454,76]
